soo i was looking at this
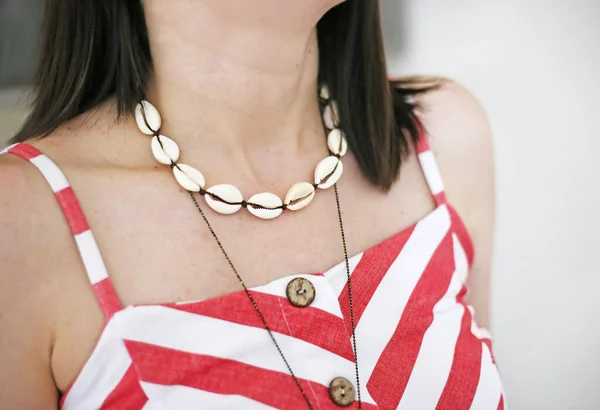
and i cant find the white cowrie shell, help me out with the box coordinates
[319,84,331,100]
[284,182,316,211]
[315,156,343,189]
[205,184,243,215]
[135,100,162,135]
[323,101,339,130]
[151,135,180,165]
[327,129,348,156]
[247,192,283,219]
[173,164,206,192]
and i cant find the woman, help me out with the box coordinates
[0,1,502,409]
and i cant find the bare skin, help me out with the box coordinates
[0,1,494,407]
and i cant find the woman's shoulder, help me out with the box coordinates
[0,142,68,289]
[398,76,494,212]
[0,132,100,275]
[399,77,495,322]
[0,134,95,327]
[396,76,491,141]
[412,77,490,138]
[415,78,496,325]
[0,147,62,405]
[393,76,493,179]
[0,137,72,221]
[0,146,54,235]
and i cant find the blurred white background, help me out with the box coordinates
[1,1,599,409]
[382,1,600,409]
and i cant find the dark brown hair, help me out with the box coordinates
[13,0,434,190]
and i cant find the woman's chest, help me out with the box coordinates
[65,162,434,306]
[61,231,503,410]
[51,155,440,396]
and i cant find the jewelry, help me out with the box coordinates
[187,184,362,409]
[144,86,362,408]
[135,86,347,220]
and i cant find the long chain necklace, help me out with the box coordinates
[137,86,362,408]
[187,184,361,409]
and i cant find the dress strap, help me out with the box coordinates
[415,121,448,206]
[1,143,123,319]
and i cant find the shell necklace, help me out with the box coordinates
[134,86,348,219]
[135,86,363,408]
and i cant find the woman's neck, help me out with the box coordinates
[142,1,326,159]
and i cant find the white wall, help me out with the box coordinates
[384,1,600,409]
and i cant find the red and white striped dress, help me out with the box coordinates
[2,139,505,410]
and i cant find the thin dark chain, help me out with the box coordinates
[334,184,362,409]
[188,185,361,409]
[188,192,314,410]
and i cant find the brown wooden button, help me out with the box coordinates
[328,377,355,407]
[285,277,316,308]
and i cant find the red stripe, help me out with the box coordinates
[8,142,43,160]
[497,395,504,410]
[413,114,429,152]
[434,191,448,205]
[435,302,482,410]
[456,284,468,302]
[164,289,355,361]
[448,205,474,266]
[338,224,416,333]
[93,278,123,319]
[366,231,455,409]
[55,187,90,235]
[416,137,430,154]
[99,365,148,409]
[124,340,377,410]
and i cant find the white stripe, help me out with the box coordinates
[62,329,132,409]
[112,305,377,405]
[29,154,70,192]
[397,235,467,409]
[324,251,364,297]
[356,205,451,381]
[470,343,503,410]
[252,274,344,318]
[0,143,17,154]
[140,383,278,410]
[418,151,445,195]
[396,307,464,410]
[434,236,469,314]
[75,230,109,284]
